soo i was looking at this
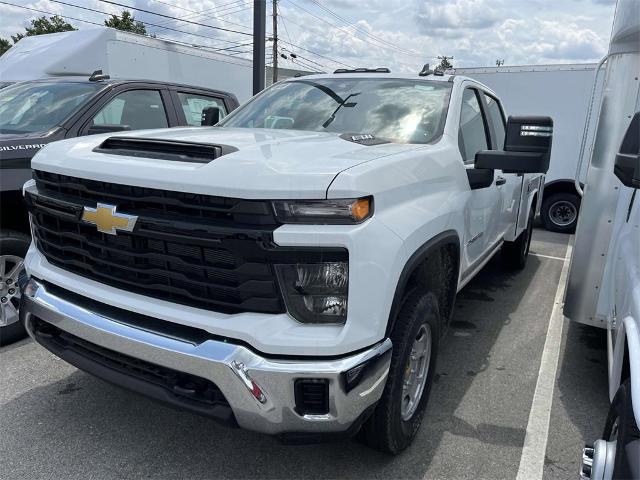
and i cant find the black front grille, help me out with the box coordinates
[27,170,289,314]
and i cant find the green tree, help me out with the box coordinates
[0,38,11,56]
[10,15,75,43]
[104,10,147,35]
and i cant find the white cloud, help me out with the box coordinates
[415,0,501,34]
[0,0,617,73]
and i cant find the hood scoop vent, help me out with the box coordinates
[93,137,238,164]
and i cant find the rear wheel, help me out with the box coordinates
[502,206,534,270]
[541,192,580,233]
[603,380,640,479]
[0,231,30,346]
[360,289,440,454]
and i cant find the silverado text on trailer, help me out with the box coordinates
[18,69,552,453]
[564,0,640,477]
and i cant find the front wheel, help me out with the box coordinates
[0,231,30,346]
[360,289,440,454]
[602,380,640,479]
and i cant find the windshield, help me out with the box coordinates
[0,82,102,134]
[220,78,452,144]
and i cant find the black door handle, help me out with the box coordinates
[496,176,507,186]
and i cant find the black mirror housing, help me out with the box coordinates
[614,112,640,188]
[201,106,220,126]
[466,168,494,190]
[475,115,553,174]
[87,124,131,136]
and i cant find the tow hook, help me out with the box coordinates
[580,440,615,480]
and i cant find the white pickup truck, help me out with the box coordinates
[17,69,552,453]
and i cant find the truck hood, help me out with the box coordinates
[32,127,418,198]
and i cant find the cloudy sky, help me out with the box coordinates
[0,0,618,73]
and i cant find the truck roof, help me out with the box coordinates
[283,71,499,97]
[6,76,237,99]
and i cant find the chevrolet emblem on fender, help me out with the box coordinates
[81,203,138,235]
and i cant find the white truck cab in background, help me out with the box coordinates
[563,0,640,477]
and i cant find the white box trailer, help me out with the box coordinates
[0,27,254,103]
[454,63,603,233]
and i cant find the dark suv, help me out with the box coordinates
[0,74,239,345]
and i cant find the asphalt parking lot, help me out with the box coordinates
[0,228,609,480]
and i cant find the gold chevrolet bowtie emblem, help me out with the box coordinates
[81,203,138,235]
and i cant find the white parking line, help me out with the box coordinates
[516,238,573,480]
[530,252,566,261]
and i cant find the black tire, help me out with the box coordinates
[502,206,534,270]
[360,288,440,454]
[0,231,30,347]
[541,192,580,233]
[603,380,640,479]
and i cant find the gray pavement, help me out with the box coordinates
[0,229,609,479]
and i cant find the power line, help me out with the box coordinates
[284,0,431,60]
[9,0,348,71]
[0,0,253,62]
[307,0,424,58]
[49,0,252,47]
[149,0,247,26]
[101,0,352,70]
[0,1,104,28]
[95,0,253,36]
[146,1,255,36]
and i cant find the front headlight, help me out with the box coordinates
[276,262,348,324]
[272,197,372,224]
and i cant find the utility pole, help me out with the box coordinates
[252,0,266,94]
[272,0,278,84]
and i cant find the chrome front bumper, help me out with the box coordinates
[19,277,392,436]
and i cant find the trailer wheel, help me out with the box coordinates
[360,288,440,454]
[502,206,534,270]
[603,380,640,479]
[541,192,580,233]
[0,231,30,346]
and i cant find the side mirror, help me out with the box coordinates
[87,124,131,136]
[201,106,220,126]
[614,111,640,188]
[475,116,553,174]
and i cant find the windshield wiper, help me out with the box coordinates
[322,92,360,129]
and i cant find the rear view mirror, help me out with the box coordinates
[475,116,553,174]
[201,106,220,126]
[614,111,640,188]
[87,124,131,136]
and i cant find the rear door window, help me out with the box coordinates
[176,92,227,127]
[482,93,506,150]
[90,89,169,130]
